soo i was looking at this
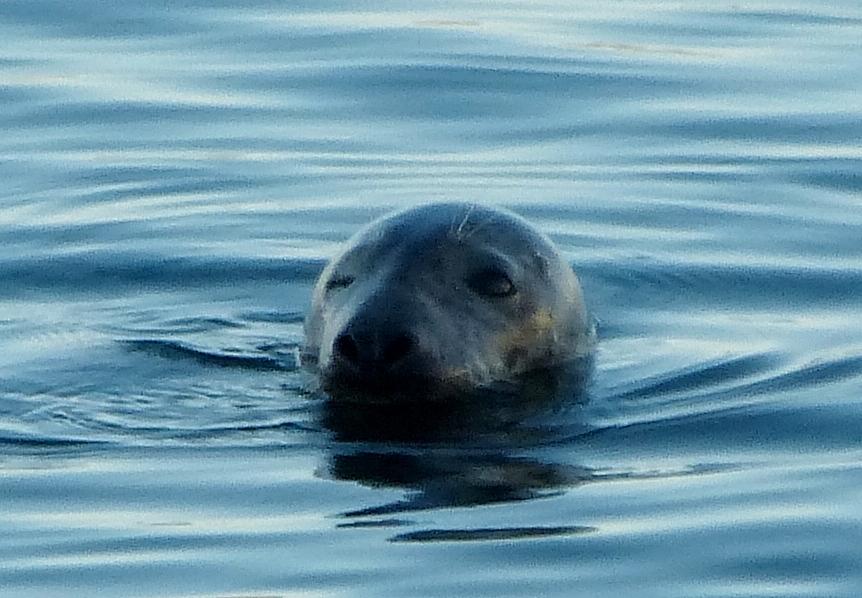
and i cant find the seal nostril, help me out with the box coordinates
[382,333,414,366]
[334,333,360,365]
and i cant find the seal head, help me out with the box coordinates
[303,203,591,401]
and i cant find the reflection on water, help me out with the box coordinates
[329,451,589,517]
[388,525,597,543]
[2,0,862,596]
[318,358,592,443]
[319,361,592,520]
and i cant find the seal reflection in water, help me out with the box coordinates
[303,202,594,403]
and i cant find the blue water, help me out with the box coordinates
[2,1,862,596]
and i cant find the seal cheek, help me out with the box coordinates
[504,346,528,372]
[499,308,557,374]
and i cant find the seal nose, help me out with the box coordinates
[333,328,416,371]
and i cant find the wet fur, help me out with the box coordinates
[304,202,593,401]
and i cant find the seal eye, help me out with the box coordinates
[325,275,355,292]
[467,268,516,298]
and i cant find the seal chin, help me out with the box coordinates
[320,362,460,403]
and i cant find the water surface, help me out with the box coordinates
[2,2,861,597]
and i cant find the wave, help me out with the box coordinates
[121,339,298,371]
[0,253,324,297]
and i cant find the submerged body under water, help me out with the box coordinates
[2,1,862,597]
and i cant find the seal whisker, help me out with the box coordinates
[453,204,476,242]
[449,210,462,237]
[459,213,498,242]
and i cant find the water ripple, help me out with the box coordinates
[2,1,862,596]
[121,339,296,372]
[390,525,596,543]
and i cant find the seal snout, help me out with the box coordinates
[325,315,430,399]
[333,327,417,372]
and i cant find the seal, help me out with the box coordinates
[303,202,592,401]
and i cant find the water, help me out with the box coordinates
[2,1,861,596]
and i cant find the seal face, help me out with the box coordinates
[303,202,592,401]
